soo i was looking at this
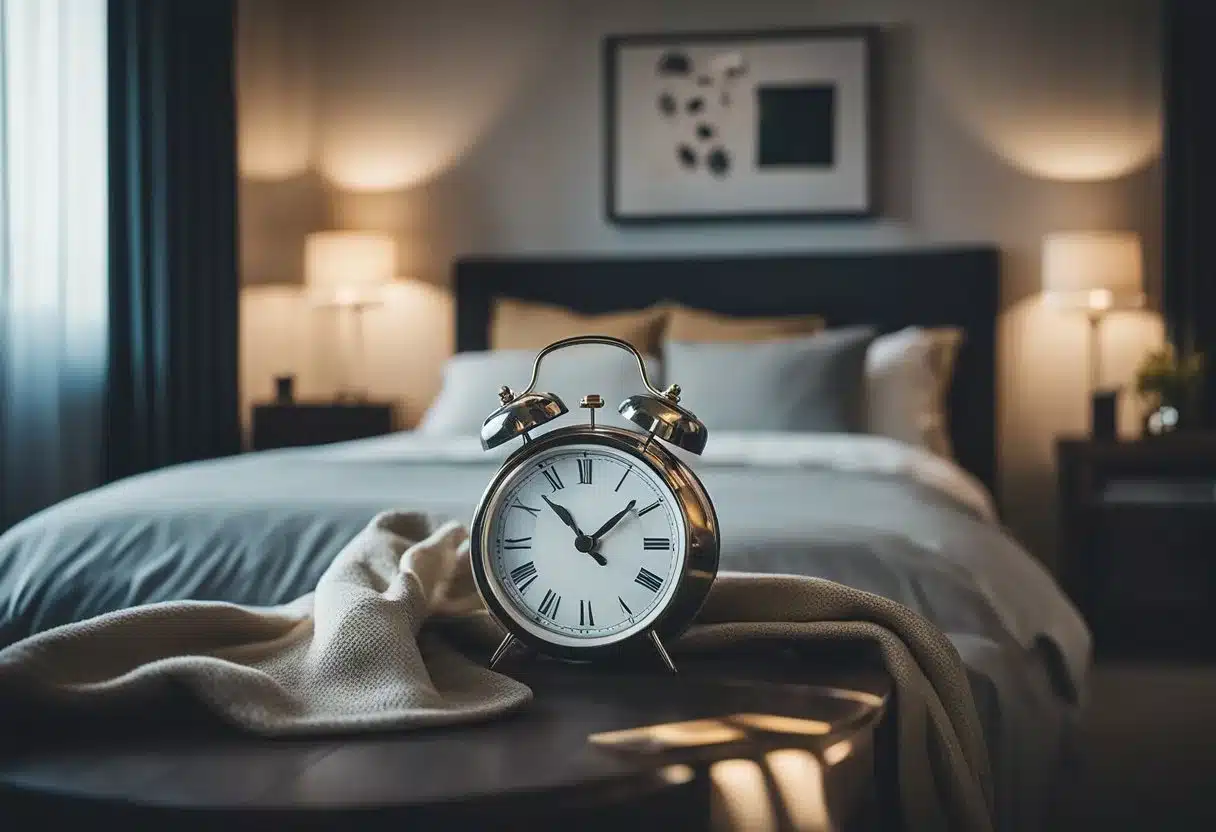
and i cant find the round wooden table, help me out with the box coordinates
[0,649,891,830]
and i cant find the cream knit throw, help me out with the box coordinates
[0,512,993,831]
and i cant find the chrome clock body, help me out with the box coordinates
[470,425,719,663]
[468,335,719,668]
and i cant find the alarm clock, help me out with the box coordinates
[469,335,720,673]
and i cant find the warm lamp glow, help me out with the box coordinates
[304,231,396,306]
[1042,232,1144,312]
[236,0,315,181]
[965,127,1160,183]
[924,0,1160,183]
[309,0,560,193]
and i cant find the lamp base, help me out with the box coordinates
[1091,389,1118,440]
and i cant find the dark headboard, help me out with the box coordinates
[454,248,1000,497]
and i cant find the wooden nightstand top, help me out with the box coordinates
[253,400,396,412]
[250,401,397,451]
[1057,433,1216,466]
[0,650,891,828]
[1057,433,1216,502]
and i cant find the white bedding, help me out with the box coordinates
[324,430,996,517]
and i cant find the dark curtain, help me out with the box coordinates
[105,0,241,481]
[1163,0,1216,426]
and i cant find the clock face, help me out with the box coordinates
[481,441,688,649]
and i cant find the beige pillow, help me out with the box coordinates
[664,304,826,343]
[490,298,668,354]
[927,327,964,392]
[866,326,965,459]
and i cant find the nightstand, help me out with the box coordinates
[251,402,396,451]
[1057,435,1216,658]
[0,649,892,830]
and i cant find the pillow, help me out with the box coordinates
[490,297,668,354]
[663,327,877,433]
[663,304,825,343]
[866,327,964,458]
[420,347,662,436]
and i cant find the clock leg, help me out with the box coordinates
[488,633,518,670]
[648,630,678,675]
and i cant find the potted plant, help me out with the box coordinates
[1134,343,1205,436]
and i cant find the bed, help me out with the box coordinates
[0,247,1087,831]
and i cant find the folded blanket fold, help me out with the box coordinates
[0,511,993,831]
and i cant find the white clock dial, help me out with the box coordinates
[483,442,687,648]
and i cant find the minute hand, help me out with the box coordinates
[590,500,637,541]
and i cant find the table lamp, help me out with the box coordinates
[305,230,396,401]
[1042,231,1145,438]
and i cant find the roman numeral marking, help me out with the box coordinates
[614,466,631,492]
[503,537,532,550]
[538,589,561,619]
[512,500,540,517]
[643,537,671,550]
[509,561,537,585]
[638,500,662,517]
[512,559,539,595]
[579,599,595,627]
[619,596,633,615]
[542,467,564,492]
[577,458,593,485]
[635,567,664,592]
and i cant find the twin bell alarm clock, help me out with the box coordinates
[469,335,720,673]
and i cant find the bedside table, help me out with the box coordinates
[251,402,396,451]
[1057,435,1216,658]
[0,649,892,830]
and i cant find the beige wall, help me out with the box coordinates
[237,0,1164,566]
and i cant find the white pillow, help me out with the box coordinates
[865,327,963,458]
[420,347,662,437]
[664,327,877,433]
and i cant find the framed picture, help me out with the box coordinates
[604,27,877,224]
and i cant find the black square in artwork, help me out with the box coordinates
[756,84,836,168]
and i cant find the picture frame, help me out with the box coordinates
[604,27,878,224]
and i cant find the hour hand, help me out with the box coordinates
[542,494,584,536]
[590,500,637,542]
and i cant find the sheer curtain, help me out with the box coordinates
[0,0,109,529]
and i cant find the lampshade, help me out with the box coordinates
[304,231,396,306]
[1041,231,1144,312]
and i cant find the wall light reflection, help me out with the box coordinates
[926,0,1161,182]
[964,126,1161,182]
[312,0,561,192]
[236,0,315,180]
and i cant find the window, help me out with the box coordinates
[1,0,108,526]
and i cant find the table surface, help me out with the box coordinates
[0,648,891,829]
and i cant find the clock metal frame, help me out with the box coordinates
[469,424,719,666]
